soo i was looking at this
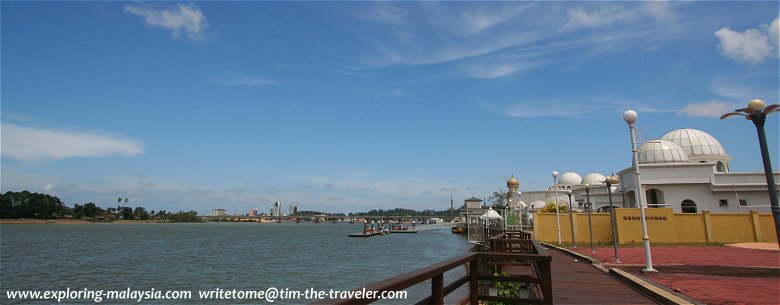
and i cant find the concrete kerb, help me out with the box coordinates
[540,242,693,305]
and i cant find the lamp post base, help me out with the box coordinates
[641,268,658,273]
[614,259,622,264]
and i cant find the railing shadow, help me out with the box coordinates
[311,230,552,305]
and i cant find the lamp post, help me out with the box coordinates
[605,175,621,263]
[584,184,594,253]
[721,99,780,246]
[567,190,576,247]
[553,171,561,244]
[624,108,656,272]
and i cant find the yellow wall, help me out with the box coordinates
[710,214,755,243]
[533,208,777,244]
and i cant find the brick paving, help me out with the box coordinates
[569,245,780,305]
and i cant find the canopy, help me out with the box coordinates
[479,208,503,220]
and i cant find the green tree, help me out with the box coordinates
[83,203,99,218]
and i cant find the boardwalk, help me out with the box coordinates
[544,247,657,304]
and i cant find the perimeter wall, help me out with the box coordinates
[532,208,777,244]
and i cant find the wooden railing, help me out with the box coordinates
[312,231,552,305]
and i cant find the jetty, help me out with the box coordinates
[348,221,385,237]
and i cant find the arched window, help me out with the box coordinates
[646,189,665,208]
[717,161,726,172]
[681,200,697,213]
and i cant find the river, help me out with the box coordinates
[0,222,472,304]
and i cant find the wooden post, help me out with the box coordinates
[538,260,553,305]
[431,274,444,305]
[469,259,479,305]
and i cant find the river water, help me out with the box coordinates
[0,222,472,304]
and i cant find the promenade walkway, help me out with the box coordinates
[570,245,780,305]
[542,247,657,304]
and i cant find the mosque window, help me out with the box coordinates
[719,199,728,207]
[681,200,697,213]
[739,199,748,206]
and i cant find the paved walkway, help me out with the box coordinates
[570,245,780,305]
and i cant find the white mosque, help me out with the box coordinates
[516,128,779,214]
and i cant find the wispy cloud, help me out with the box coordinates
[562,2,677,30]
[477,97,676,119]
[714,17,778,64]
[1,123,143,162]
[678,100,736,118]
[125,3,208,41]
[461,3,536,34]
[215,75,284,86]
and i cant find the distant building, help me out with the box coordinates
[248,209,257,216]
[289,204,298,215]
[212,209,226,216]
[458,197,485,226]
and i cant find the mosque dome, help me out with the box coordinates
[660,128,726,157]
[582,173,607,186]
[507,175,520,187]
[529,200,546,209]
[558,172,582,187]
[638,140,690,164]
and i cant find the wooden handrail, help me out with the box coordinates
[312,231,552,305]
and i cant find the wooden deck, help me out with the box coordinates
[538,248,656,304]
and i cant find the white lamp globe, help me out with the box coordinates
[748,99,765,111]
[624,109,638,123]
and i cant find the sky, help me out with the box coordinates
[1,1,779,215]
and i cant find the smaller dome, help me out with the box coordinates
[582,173,606,186]
[638,140,690,164]
[529,200,546,209]
[507,175,520,187]
[558,172,582,186]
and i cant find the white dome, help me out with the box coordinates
[582,173,606,186]
[558,172,582,186]
[529,200,546,209]
[660,128,726,157]
[638,140,690,164]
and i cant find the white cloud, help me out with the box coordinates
[461,61,540,79]
[563,2,677,30]
[216,75,283,86]
[125,3,208,41]
[678,100,736,118]
[461,4,535,34]
[714,18,777,64]
[1,123,144,162]
[563,6,636,30]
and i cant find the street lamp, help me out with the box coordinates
[605,175,621,263]
[624,108,656,272]
[566,190,576,248]
[553,171,561,244]
[584,184,594,253]
[721,99,780,246]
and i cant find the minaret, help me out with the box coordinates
[450,195,454,219]
[507,175,520,209]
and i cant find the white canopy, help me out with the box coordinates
[479,208,503,220]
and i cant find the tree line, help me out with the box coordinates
[0,191,198,222]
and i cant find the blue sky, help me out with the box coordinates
[2,1,778,215]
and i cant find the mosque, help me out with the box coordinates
[514,128,779,214]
